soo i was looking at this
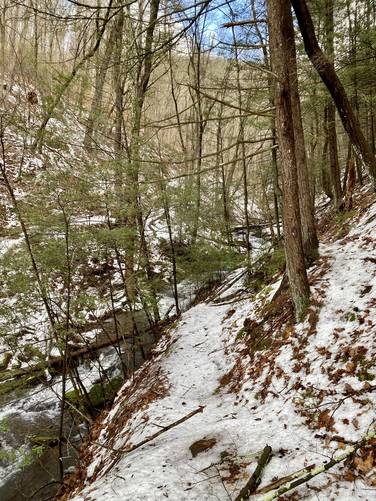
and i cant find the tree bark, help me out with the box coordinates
[284,4,318,258]
[267,0,310,321]
[324,0,342,208]
[229,20,252,265]
[84,23,116,150]
[128,0,161,322]
[159,164,180,316]
[250,0,281,244]
[234,445,272,500]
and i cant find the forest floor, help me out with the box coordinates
[63,184,376,501]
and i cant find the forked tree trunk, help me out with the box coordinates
[267,0,310,320]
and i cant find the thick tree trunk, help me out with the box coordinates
[284,5,318,258]
[291,0,376,185]
[370,92,375,156]
[267,0,310,320]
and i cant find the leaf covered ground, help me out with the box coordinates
[63,185,376,500]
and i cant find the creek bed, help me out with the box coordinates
[0,308,154,500]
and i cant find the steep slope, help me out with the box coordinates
[65,186,376,500]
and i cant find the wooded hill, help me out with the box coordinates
[0,0,375,499]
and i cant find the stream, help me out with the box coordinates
[0,306,157,500]
[0,271,224,500]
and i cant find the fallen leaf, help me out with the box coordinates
[318,410,335,431]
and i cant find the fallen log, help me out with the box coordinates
[0,314,176,383]
[121,405,205,454]
[0,336,132,382]
[47,336,131,370]
[234,444,273,500]
[255,463,316,494]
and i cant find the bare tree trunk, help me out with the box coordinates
[0,3,6,69]
[229,16,251,264]
[159,164,180,316]
[128,0,161,322]
[216,115,232,245]
[189,39,205,244]
[32,5,38,72]
[291,0,376,185]
[84,23,116,150]
[370,91,375,156]
[321,107,333,199]
[267,0,310,320]
[251,0,281,244]
[113,6,124,157]
[284,4,318,258]
[324,0,342,208]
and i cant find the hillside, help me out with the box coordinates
[63,186,376,500]
[1,1,376,499]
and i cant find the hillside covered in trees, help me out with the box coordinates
[0,0,375,500]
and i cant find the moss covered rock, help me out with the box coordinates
[65,375,124,412]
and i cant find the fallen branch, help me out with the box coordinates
[209,267,251,304]
[235,445,272,500]
[256,464,315,494]
[102,405,205,475]
[120,405,204,454]
[222,19,267,28]
[263,429,375,500]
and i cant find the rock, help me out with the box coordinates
[189,437,217,457]
[0,353,12,371]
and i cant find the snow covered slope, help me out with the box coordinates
[65,187,376,501]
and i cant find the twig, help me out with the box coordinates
[214,465,232,501]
